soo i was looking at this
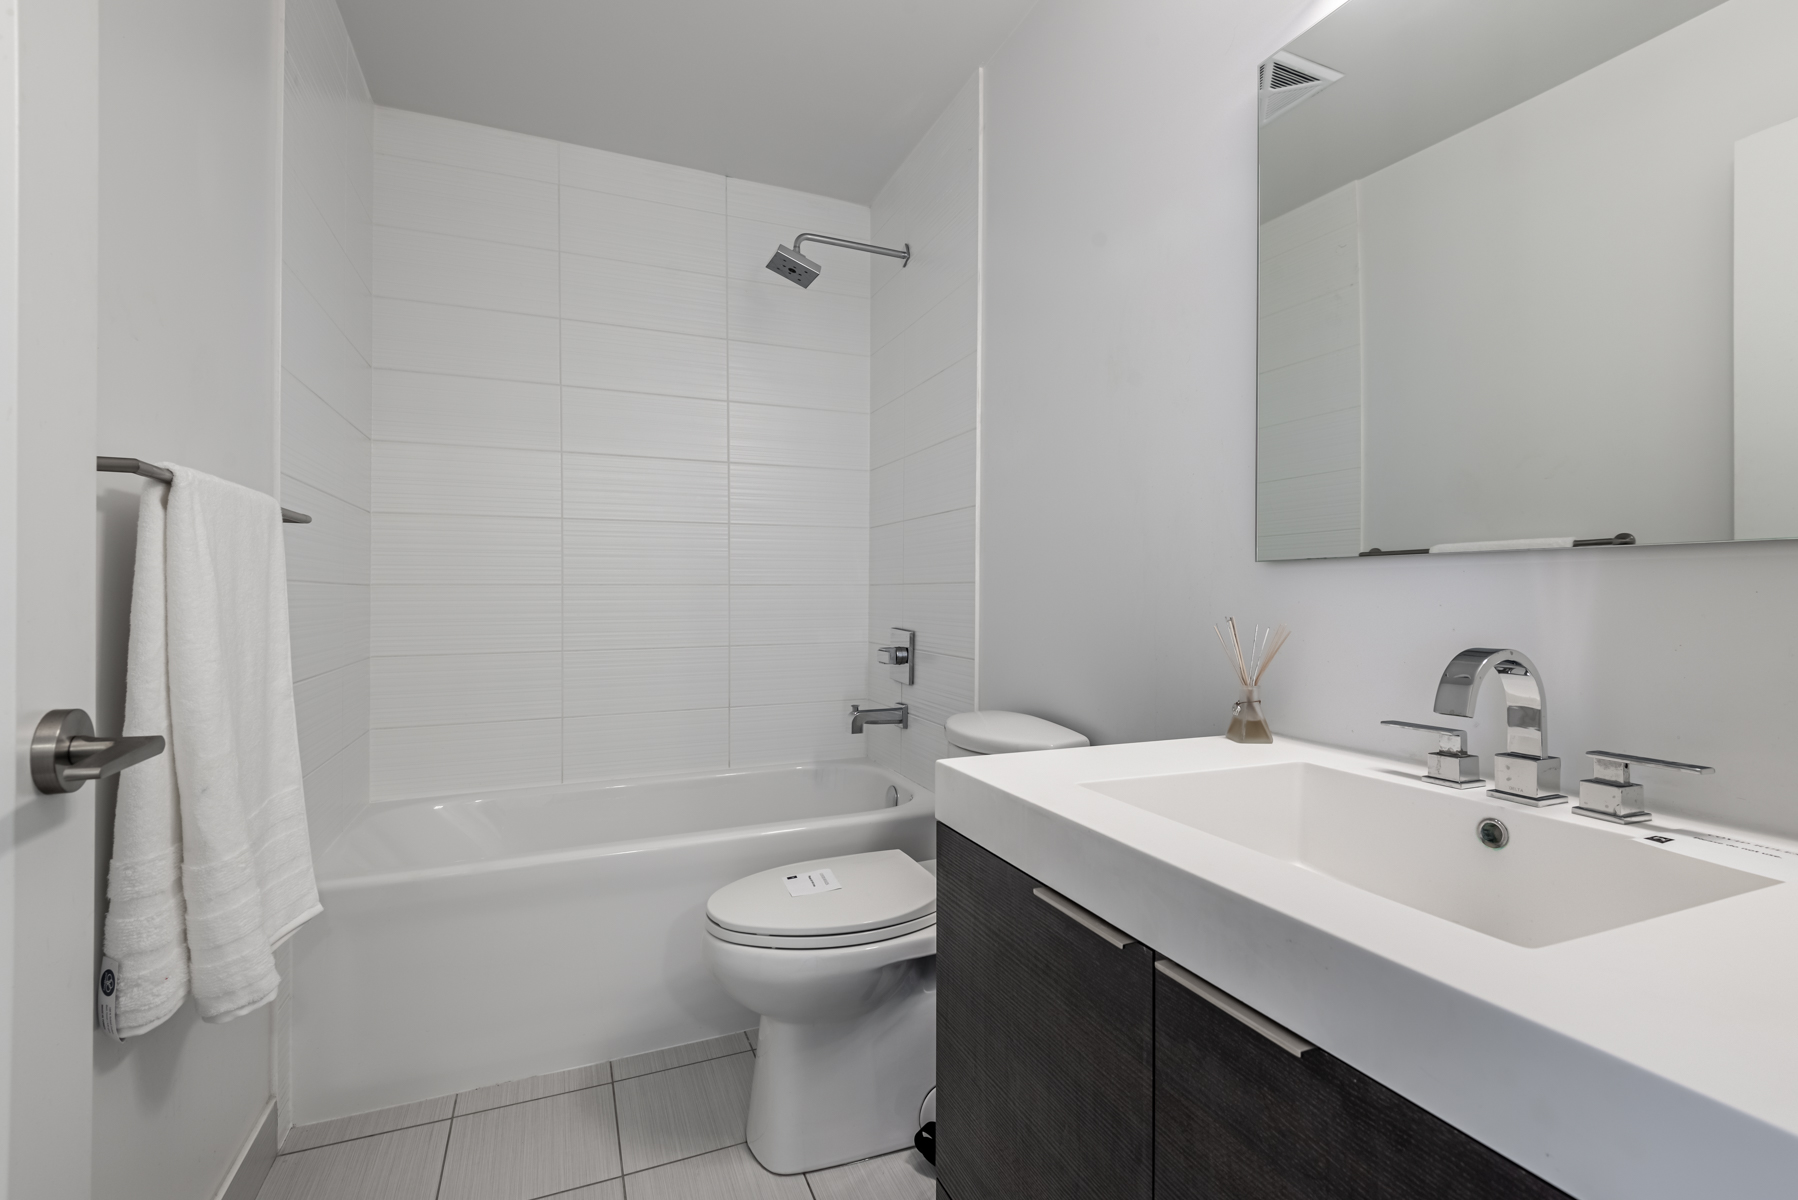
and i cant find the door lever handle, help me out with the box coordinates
[30,709,165,794]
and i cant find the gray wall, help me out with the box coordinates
[93,0,283,1196]
[977,0,1798,840]
[866,73,981,786]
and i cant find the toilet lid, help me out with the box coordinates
[706,850,936,939]
[945,710,1090,754]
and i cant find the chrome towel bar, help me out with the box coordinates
[99,457,312,524]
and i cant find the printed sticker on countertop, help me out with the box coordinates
[785,868,842,896]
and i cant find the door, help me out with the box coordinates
[3,1,103,1196]
[936,824,1154,1200]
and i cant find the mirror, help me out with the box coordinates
[1256,0,1798,559]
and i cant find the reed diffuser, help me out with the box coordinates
[1214,618,1291,743]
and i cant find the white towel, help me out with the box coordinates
[103,466,321,1035]
[1429,537,1576,554]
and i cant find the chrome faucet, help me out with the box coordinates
[849,703,908,733]
[1430,648,1567,807]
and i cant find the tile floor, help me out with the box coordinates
[259,1030,937,1200]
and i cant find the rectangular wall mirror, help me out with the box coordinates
[1256,0,1798,560]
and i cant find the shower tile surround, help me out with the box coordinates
[369,108,872,799]
[258,1032,936,1200]
[283,0,374,856]
[864,77,982,785]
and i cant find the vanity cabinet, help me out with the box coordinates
[936,825,1155,1200]
[938,823,1570,1200]
[1154,963,1569,1199]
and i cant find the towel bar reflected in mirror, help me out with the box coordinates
[30,709,165,795]
[98,456,312,524]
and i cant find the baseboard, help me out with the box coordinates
[214,1097,278,1200]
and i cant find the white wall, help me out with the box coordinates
[1256,181,1362,560]
[279,0,372,1146]
[865,74,982,786]
[92,0,283,1197]
[368,109,871,800]
[978,0,1798,842]
[1357,0,1798,550]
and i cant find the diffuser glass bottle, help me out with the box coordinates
[1227,687,1271,743]
[1214,618,1289,744]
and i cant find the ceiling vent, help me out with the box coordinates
[1259,51,1342,126]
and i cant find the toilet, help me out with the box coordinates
[704,849,939,1174]
[703,712,1087,1175]
[945,709,1090,755]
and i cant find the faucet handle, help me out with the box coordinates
[1381,720,1484,789]
[1381,719,1468,754]
[1574,751,1715,825]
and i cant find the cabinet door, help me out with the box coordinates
[936,824,1154,1200]
[1155,960,1570,1200]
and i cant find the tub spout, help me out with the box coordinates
[850,704,908,733]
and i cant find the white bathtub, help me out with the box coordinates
[289,762,934,1123]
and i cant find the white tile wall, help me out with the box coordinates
[866,74,982,785]
[284,0,372,857]
[371,109,873,799]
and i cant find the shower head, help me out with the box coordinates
[767,244,822,289]
[766,233,911,288]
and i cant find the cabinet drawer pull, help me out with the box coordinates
[1032,886,1135,949]
[1157,959,1314,1058]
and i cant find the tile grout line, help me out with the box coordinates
[725,174,734,770]
[281,1041,755,1155]
[432,1115,452,1200]
[557,145,567,788]
[611,1065,628,1195]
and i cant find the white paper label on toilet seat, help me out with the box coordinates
[784,868,841,896]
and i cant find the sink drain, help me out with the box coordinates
[1476,817,1510,849]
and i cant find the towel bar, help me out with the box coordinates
[98,457,312,524]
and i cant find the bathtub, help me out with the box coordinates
[289,762,933,1123]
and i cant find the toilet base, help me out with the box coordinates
[745,962,936,1175]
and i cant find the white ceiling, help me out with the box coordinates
[1261,0,1732,219]
[337,0,1039,204]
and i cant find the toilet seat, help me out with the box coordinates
[706,850,936,950]
[706,911,935,949]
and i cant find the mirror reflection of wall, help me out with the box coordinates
[1256,0,1798,560]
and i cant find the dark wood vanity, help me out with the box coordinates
[936,824,1571,1199]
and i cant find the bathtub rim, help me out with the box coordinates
[319,761,934,894]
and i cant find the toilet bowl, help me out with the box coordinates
[703,849,938,1175]
[946,710,1089,755]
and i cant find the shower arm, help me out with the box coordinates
[792,233,910,267]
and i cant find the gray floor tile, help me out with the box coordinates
[539,1183,622,1200]
[806,1149,937,1200]
[257,1122,449,1200]
[612,1032,752,1080]
[438,1086,622,1200]
[622,1145,811,1200]
[457,1060,612,1115]
[282,1095,457,1153]
[614,1052,755,1173]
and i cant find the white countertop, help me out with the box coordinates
[937,735,1798,1200]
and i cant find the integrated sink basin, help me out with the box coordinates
[1084,762,1777,948]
